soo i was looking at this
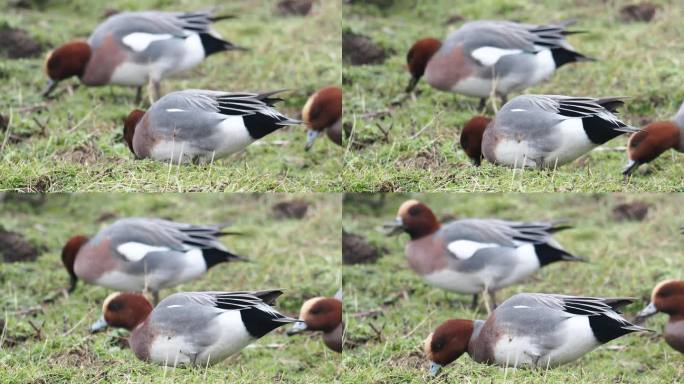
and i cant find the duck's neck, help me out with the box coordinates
[467,319,486,362]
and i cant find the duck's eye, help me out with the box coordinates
[408,206,421,216]
[108,301,124,311]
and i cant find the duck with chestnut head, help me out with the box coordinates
[460,95,638,168]
[302,86,343,151]
[287,290,343,352]
[42,10,245,103]
[61,217,247,304]
[406,20,592,109]
[635,279,684,353]
[123,89,300,163]
[385,199,584,311]
[90,290,298,366]
[624,102,684,177]
[425,293,648,375]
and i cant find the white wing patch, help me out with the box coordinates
[471,47,524,66]
[166,108,185,113]
[122,33,174,52]
[511,108,526,112]
[447,240,499,260]
[514,305,531,309]
[117,242,170,262]
[167,305,183,309]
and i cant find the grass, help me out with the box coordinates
[342,193,684,383]
[0,193,342,383]
[342,0,684,192]
[0,0,342,192]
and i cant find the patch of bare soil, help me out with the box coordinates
[96,211,119,223]
[444,14,465,25]
[276,0,313,16]
[390,351,426,370]
[343,230,386,265]
[272,200,309,219]
[54,345,98,368]
[343,31,387,66]
[394,148,444,171]
[52,144,100,164]
[612,202,650,221]
[0,25,44,59]
[620,3,658,22]
[0,226,41,263]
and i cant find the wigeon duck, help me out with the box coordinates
[385,200,583,311]
[62,218,247,303]
[425,293,648,374]
[42,10,245,103]
[287,290,343,352]
[123,89,300,163]
[461,95,638,168]
[406,20,592,108]
[623,102,684,176]
[635,280,684,353]
[303,86,343,150]
[90,290,298,366]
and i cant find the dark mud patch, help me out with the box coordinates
[53,345,98,368]
[0,25,44,59]
[276,0,313,16]
[444,14,465,25]
[272,200,309,219]
[390,351,426,370]
[620,3,658,22]
[343,31,387,66]
[342,230,386,265]
[612,202,650,221]
[0,227,41,263]
[52,144,100,164]
[96,211,119,223]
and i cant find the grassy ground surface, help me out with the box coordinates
[0,0,341,192]
[0,193,342,383]
[342,193,684,383]
[343,0,684,192]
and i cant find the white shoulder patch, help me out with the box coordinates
[166,305,183,309]
[513,305,531,309]
[510,108,526,112]
[122,33,174,52]
[165,108,185,113]
[471,46,524,66]
[116,242,170,262]
[447,240,499,260]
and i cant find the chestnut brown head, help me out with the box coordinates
[91,292,153,332]
[624,122,681,176]
[297,297,342,333]
[61,235,89,292]
[385,199,441,240]
[123,109,146,156]
[42,41,91,97]
[405,38,442,93]
[425,319,474,376]
[303,86,342,150]
[460,116,491,166]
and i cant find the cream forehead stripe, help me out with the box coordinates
[652,279,678,302]
[43,50,54,74]
[301,93,316,125]
[397,199,421,217]
[102,292,122,312]
[423,332,434,358]
[299,297,324,318]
